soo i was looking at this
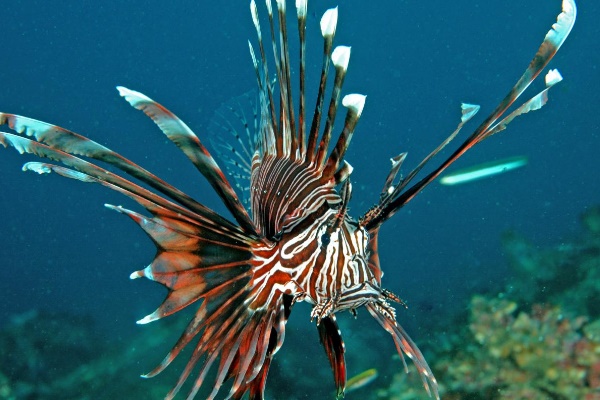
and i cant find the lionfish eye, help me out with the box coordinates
[320,233,331,247]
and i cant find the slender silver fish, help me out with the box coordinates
[440,155,529,185]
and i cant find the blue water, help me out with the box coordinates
[0,0,598,397]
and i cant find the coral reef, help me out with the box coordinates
[0,310,184,399]
[379,297,600,399]
[0,310,102,399]
[381,205,600,400]
[502,205,600,318]
[438,296,600,399]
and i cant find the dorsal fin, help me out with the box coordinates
[332,178,352,230]
[315,45,351,167]
[296,0,308,157]
[249,3,367,184]
[323,94,366,178]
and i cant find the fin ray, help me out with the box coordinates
[117,87,257,235]
[362,0,577,230]
[0,112,229,227]
[366,303,439,400]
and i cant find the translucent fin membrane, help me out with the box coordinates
[117,87,257,235]
[208,91,259,209]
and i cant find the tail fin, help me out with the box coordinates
[361,0,577,231]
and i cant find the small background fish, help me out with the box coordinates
[439,155,528,185]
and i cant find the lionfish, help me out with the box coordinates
[0,0,576,399]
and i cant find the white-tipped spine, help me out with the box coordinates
[342,94,366,118]
[23,162,51,174]
[116,86,152,107]
[265,0,272,16]
[276,0,285,12]
[130,271,142,279]
[248,40,258,68]
[130,264,154,280]
[345,161,354,176]
[136,314,156,325]
[460,103,480,123]
[296,0,307,17]
[545,68,563,87]
[250,0,260,33]
[320,7,338,37]
[332,46,351,70]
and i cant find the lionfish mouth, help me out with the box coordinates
[0,0,576,399]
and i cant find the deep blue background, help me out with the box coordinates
[0,0,597,391]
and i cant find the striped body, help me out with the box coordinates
[251,154,378,315]
[281,207,377,310]
[0,0,576,399]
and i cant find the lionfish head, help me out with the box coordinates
[281,179,387,322]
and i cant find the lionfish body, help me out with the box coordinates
[0,0,576,399]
